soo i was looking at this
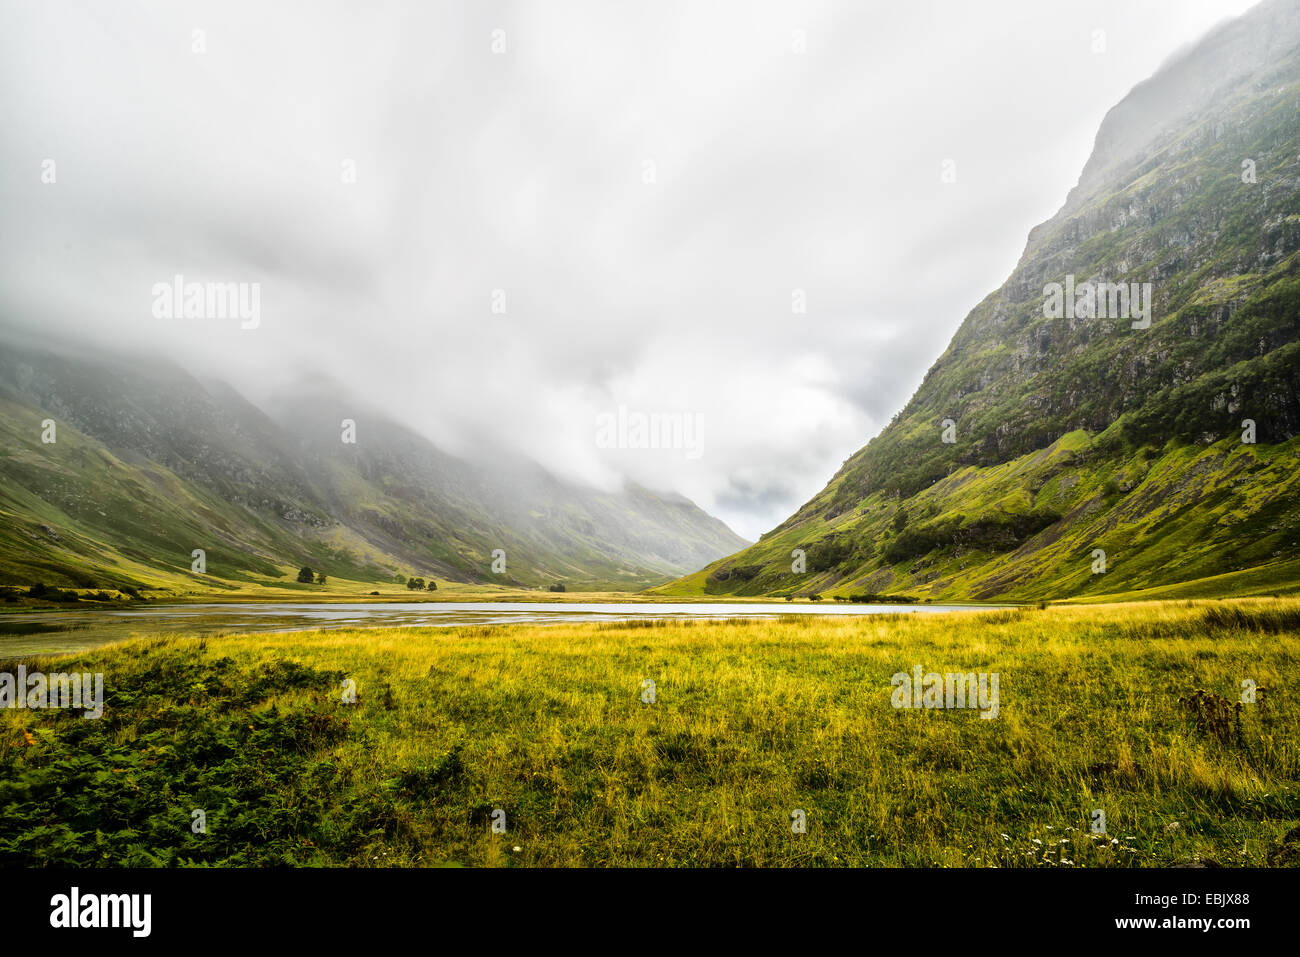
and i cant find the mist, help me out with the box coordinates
[0,0,1260,539]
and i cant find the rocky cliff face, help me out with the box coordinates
[1064,0,1300,217]
[665,0,1300,602]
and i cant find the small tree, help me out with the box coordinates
[316,572,328,585]
[548,583,565,593]
[426,580,437,591]
[297,566,315,584]
[407,577,425,591]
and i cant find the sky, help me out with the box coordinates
[0,0,1263,540]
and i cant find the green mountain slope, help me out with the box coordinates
[661,0,1300,602]
[0,336,747,594]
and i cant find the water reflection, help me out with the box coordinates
[0,600,1005,658]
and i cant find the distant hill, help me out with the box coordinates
[661,0,1300,602]
[0,334,747,594]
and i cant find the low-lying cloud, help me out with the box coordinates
[0,0,1257,539]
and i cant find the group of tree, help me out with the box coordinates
[405,577,437,591]
[24,584,81,603]
[842,592,921,604]
[10,583,147,604]
[297,567,327,585]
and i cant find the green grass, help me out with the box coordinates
[2,598,1298,866]
[662,433,1300,603]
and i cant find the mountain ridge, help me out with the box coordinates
[0,328,747,594]
[661,0,1300,602]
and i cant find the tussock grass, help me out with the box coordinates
[2,599,1298,867]
[1199,603,1300,635]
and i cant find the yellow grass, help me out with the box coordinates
[4,598,1298,866]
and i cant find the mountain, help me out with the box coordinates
[662,0,1300,602]
[0,333,747,594]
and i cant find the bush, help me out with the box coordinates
[708,564,762,583]
[0,648,366,866]
[893,509,909,533]
[802,535,852,573]
[548,583,565,593]
[847,592,921,604]
[882,511,1061,564]
[27,584,78,603]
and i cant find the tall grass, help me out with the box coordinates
[2,599,1298,867]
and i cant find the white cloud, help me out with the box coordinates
[0,0,1260,540]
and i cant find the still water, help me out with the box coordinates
[0,600,1003,658]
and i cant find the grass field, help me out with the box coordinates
[0,578,653,610]
[2,598,1298,867]
[0,579,777,613]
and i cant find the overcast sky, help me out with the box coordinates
[0,0,1261,539]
